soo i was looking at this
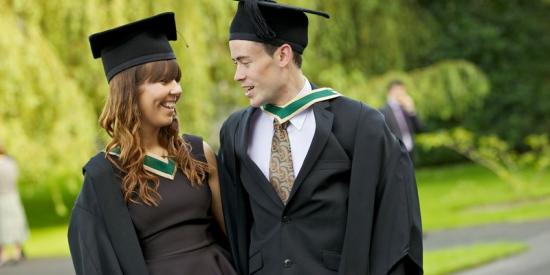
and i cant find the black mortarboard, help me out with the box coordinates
[89,12,177,81]
[229,0,329,54]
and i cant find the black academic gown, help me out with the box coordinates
[68,153,149,275]
[218,96,423,275]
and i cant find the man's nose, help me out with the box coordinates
[234,66,245,81]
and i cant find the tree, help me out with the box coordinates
[0,8,96,214]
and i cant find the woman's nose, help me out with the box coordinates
[168,82,182,97]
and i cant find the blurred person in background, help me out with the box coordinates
[0,140,29,266]
[67,12,236,275]
[380,80,423,161]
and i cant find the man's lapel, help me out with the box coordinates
[235,107,253,159]
[289,100,334,202]
[236,107,285,208]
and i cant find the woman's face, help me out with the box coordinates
[138,79,182,131]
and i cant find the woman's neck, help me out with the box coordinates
[140,125,166,156]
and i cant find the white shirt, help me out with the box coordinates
[247,78,316,180]
[388,99,413,151]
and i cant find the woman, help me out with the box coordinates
[68,12,236,275]
[0,141,28,266]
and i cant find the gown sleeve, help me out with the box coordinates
[68,172,123,275]
[340,105,423,275]
[218,111,252,275]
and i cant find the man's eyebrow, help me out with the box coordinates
[232,56,251,62]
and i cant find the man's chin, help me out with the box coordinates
[249,98,263,108]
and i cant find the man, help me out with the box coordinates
[380,80,423,159]
[218,1,423,274]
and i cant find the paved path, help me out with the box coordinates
[424,219,550,250]
[455,230,550,275]
[424,219,550,275]
[0,258,74,275]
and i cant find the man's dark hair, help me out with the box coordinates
[262,43,303,68]
[387,79,405,93]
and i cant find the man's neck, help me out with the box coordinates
[273,72,306,106]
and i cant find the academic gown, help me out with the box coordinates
[218,95,423,275]
[68,150,233,275]
[68,152,150,275]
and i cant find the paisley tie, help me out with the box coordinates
[269,120,294,204]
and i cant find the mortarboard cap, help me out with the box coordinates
[229,0,329,54]
[89,12,177,81]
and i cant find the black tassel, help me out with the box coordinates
[244,0,276,40]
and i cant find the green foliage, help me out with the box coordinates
[312,0,439,75]
[322,60,490,145]
[0,8,96,215]
[409,61,489,122]
[418,0,550,145]
[519,135,550,186]
[2,0,238,138]
[418,128,550,191]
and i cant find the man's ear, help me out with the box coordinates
[277,44,293,67]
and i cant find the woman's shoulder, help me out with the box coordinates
[77,152,121,213]
[83,152,116,178]
[182,133,203,144]
[182,134,206,160]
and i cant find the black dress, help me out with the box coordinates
[127,135,237,275]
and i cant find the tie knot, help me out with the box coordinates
[273,120,289,130]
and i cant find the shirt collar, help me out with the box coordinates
[388,98,401,110]
[286,77,311,130]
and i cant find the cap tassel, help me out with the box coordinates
[244,0,276,40]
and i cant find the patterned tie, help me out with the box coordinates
[269,120,295,204]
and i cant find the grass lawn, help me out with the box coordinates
[19,187,73,258]
[417,164,550,231]
[24,225,70,258]
[424,242,527,275]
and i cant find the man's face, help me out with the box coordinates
[389,84,407,100]
[229,40,283,107]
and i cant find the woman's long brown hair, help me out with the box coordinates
[99,60,209,206]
